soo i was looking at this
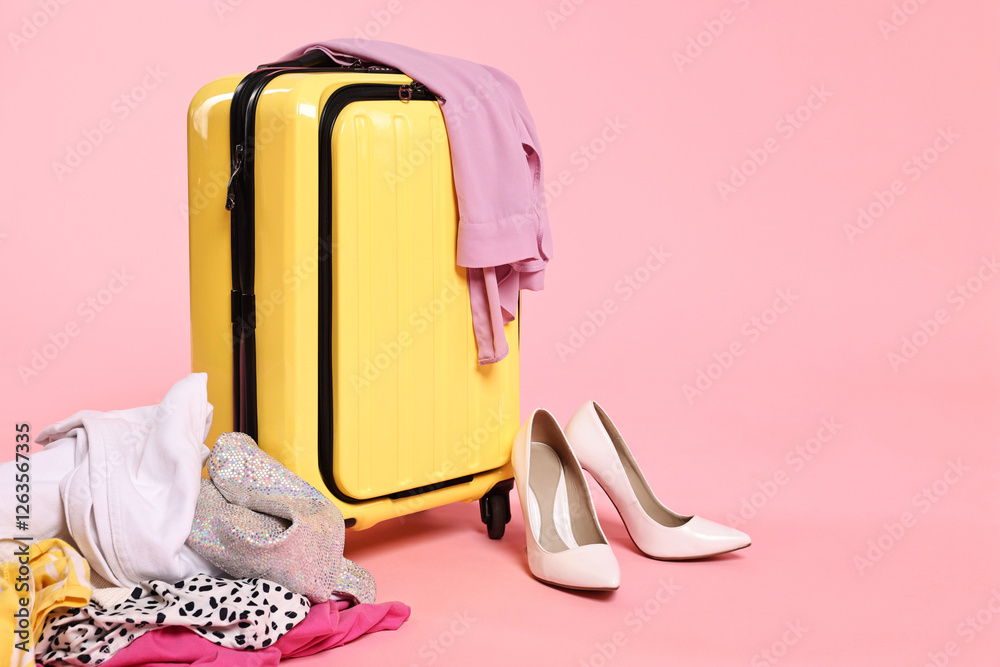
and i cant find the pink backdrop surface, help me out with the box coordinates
[2,0,999,665]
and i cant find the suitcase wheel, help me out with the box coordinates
[479,483,513,540]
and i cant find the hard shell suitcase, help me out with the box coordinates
[187,55,519,537]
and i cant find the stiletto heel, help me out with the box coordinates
[511,409,620,590]
[565,401,751,560]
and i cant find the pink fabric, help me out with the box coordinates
[273,40,552,364]
[89,600,410,667]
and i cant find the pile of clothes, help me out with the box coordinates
[0,374,409,666]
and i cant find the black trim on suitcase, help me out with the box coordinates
[227,67,292,439]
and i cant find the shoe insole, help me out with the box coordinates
[527,442,580,552]
[594,405,691,528]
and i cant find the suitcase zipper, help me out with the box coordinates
[224,144,243,210]
[226,66,294,437]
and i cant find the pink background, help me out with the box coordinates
[3,0,1000,665]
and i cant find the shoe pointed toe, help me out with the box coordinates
[529,543,620,591]
[681,516,751,554]
[635,515,751,560]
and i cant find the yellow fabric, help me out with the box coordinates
[1,539,92,667]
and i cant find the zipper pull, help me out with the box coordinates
[225,144,244,211]
[400,81,446,104]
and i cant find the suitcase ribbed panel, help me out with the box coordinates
[391,114,412,490]
[330,100,515,500]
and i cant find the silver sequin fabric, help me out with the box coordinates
[187,432,376,604]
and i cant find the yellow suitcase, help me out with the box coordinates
[187,55,518,536]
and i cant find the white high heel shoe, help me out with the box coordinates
[511,409,620,591]
[565,401,751,560]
